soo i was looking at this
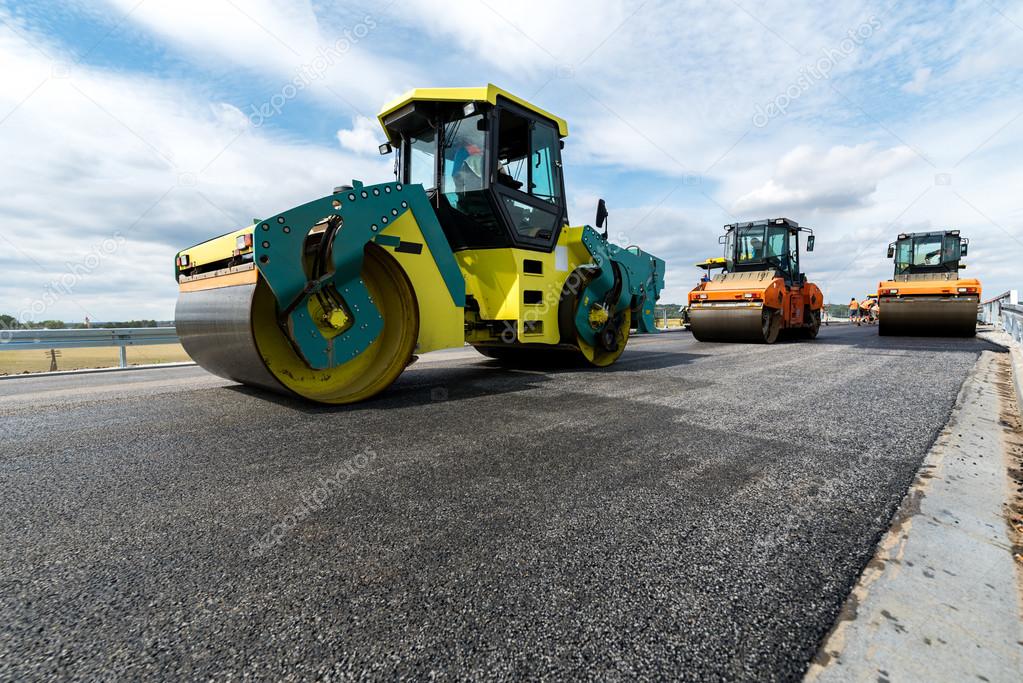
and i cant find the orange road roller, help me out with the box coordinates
[689,218,822,343]
[877,230,980,336]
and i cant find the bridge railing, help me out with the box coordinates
[1002,304,1023,345]
[0,327,179,368]
[979,290,1018,324]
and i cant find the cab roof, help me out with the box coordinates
[896,229,961,239]
[725,217,800,230]
[377,84,569,140]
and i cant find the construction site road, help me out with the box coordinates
[0,324,1003,681]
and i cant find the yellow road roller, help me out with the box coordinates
[877,230,980,336]
[174,86,665,404]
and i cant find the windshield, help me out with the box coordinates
[442,114,486,194]
[894,234,960,274]
[734,224,789,271]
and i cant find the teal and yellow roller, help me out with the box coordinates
[174,86,666,404]
[176,182,464,404]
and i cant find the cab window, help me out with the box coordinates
[942,234,961,262]
[436,113,505,248]
[496,115,561,202]
[408,128,437,191]
[736,225,765,263]
[500,195,558,241]
[442,114,486,195]
[530,123,561,203]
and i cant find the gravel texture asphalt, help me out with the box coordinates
[0,324,1003,681]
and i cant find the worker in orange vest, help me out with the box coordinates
[849,297,859,325]
[860,298,874,324]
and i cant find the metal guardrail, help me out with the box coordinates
[979,290,1018,325]
[1002,304,1023,344]
[978,290,1022,344]
[0,327,179,368]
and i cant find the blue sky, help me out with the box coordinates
[1,0,1021,321]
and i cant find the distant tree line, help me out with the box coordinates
[657,303,687,317]
[823,304,851,318]
[0,315,171,330]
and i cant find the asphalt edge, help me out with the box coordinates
[803,347,1023,682]
[0,361,197,381]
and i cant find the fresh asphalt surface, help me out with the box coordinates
[0,324,1003,681]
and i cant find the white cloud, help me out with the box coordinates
[337,116,384,155]
[731,143,919,214]
[0,22,389,322]
[99,0,415,113]
[386,0,628,74]
[901,66,931,94]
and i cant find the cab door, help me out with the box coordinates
[786,227,803,325]
[491,102,567,252]
[789,290,804,325]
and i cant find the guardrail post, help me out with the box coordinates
[118,346,127,368]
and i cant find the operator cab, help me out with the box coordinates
[721,217,814,284]
[378,87,568,253]
[886,230,968,277]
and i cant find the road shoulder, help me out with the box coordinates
[805,350,1023,683]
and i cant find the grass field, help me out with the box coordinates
[0,320,696,375]
[0,344,191,375]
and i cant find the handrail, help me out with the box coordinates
[1001,303,1023,344]
[979,290,1018,326]
[0,327,179,368]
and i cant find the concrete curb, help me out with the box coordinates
[0,361,196,381]
[980,330,1023,419]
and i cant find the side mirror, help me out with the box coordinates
[806,235,815,252]
[961,240,968,256]
[886,245,895,259]
[595,199,608,228]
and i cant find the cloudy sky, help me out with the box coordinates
[1,0,1021,322]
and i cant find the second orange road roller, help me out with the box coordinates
[877,230,980,336]
[688,218,822,343]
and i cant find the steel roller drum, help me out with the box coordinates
[878,296,978,336]
[689,305,769,342]
[174,282,287,394]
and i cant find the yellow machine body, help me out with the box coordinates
[458,227,593,346]
[174,86,666,403]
